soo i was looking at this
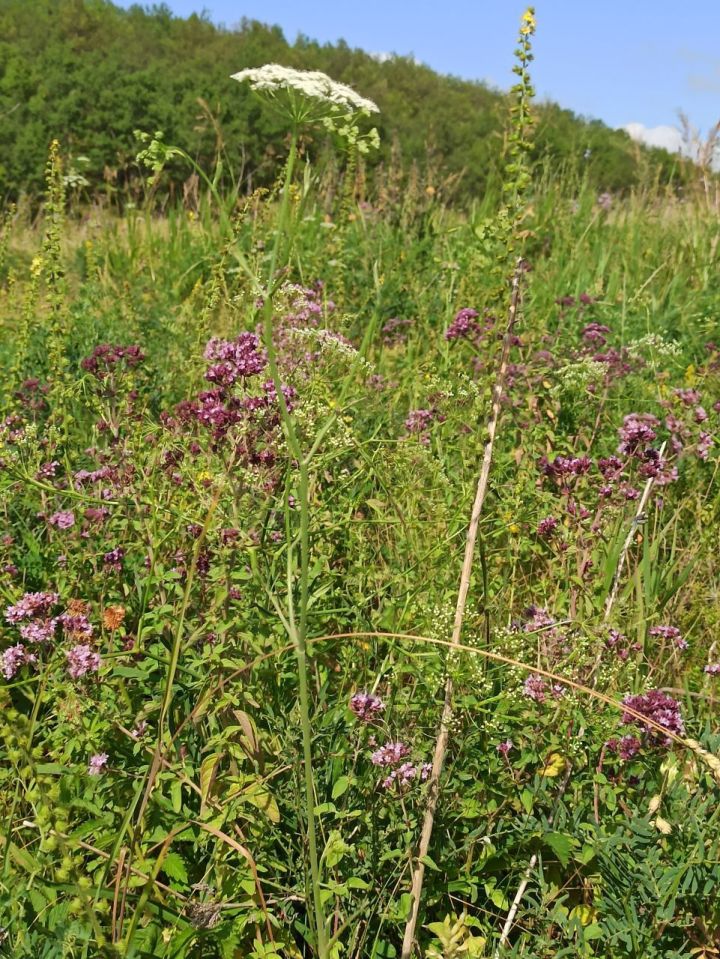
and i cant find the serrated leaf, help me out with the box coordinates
[162,850,189,884]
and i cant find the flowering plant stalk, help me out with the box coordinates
[231,63,381,959]
[401,11,537,956]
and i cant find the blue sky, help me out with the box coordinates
[116,1,720,149]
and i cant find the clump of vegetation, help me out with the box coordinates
[1,7,720,959]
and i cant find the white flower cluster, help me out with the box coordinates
[553,357,609,393]
[626,333,681,360]
[231,64,379,116]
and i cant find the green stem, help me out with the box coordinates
[260,130,328,958]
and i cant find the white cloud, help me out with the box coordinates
[623,122,685,154]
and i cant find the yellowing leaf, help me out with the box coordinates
[540,752,566,777]
[570,904,598,926]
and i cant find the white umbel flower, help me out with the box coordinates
[231,64,379,116]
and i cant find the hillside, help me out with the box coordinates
[0,0,685,203]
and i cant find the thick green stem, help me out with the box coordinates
[260,130,328,957]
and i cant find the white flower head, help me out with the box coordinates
[231,64,378,116]
[231,65,379,149]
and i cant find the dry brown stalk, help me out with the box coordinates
[400,258,525,958]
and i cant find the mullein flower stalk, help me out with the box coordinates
[401,11,536,956]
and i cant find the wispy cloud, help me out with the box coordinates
[623,122,685,154]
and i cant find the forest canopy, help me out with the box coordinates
[0,0,687,203]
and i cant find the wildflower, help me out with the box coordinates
[19,619,58,644]
[582,322,610,345]
[404,409,435,436]
[673,388,701,406]
[349,691,385,722]
[371,742,411,766]
[231,64,379,116]
[60,612,94,639]
[88,753,108,776]
[597,192,613,211]
[81,344,144,378]
[48,511,75,530]
[36,461,59,479]
[66,644,101,679]
[382,316,413,346]
[537,516,558,538]
[103,547,124,572]
[445,307,480,341]
[649,625,686,650]
[523,674,547,703]
[698,432,714,461]
[617,413,659,455]
[204,333,267,387]
[131,719,148,739]
[6,591,59,624]
[607,734,642,760]
[103,605,126,630]
[84,506,110,524]
[1,643,36,679]
[497,739,513,756]
[704,664,720,675]
[621,689,684,745]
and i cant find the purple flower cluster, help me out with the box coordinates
[621,689,684,746]
[649,624,687,651]
[382,317,413,346]
[617,413,659,455]
[349,691,385,722]
[541,455,592,482]
[6,591,59,623]
[582,322,610,345]
[445,307,480,341]
[3,591,101,681]
[704,664,720,676]
[605,628,641,661]
[381,761,432,790]
[81,344,145,379]
[103,547,124,571]
[537,515,558,538]
[66,644,101,679]
[606,734,642,760]
[1,644,37,679]
[88,752,109,775]
[371,741,411,766]
[48,510,75,530]
[204,333,267,387]
[404,409,435,435]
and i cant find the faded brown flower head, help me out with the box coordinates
[103,605,126,631]
[67,598,90,617]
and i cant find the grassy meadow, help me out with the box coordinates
[2,18,720,959]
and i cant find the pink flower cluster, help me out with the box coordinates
[621,689,684,746]
[349,691,385,722]
[2,591,101,681]
[649,624,687,651]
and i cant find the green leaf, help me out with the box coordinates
[331,775,350,800]
[162,850,188,885]
[544,831,576,867]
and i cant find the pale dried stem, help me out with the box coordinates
[400,259,525,958]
